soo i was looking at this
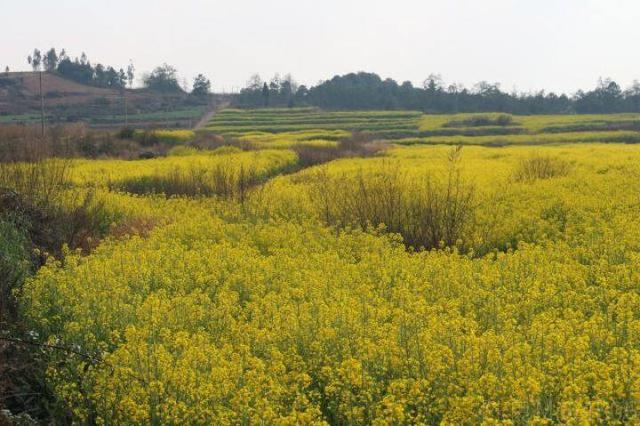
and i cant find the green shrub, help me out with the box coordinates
[133,129,195,146]
[0,220,30,321]
[444,114,515,128]
[117,127,136,139]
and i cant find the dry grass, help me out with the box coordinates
[294,132,388,168]
[513,154,572,182]
[0,123,180,162]
[0,155,113,257]
[309,146,476,251]
[444,114,515,128]
[113,163,262,202]
[0,159,70,208]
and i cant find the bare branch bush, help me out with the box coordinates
[513,154,572,182]
[308,146,477,251]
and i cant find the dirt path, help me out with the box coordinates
[194,102,229,130]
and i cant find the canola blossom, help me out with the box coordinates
[19,140,640,424]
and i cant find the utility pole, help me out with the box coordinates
[39,71,45,137]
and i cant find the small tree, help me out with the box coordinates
[262,82,269,107]
[94,64,106,86]
[192,74,211,96]
[118,68,127,88]
[247,74,262,90]
[27,49,42,71]
[126,61,135,88]
[43,48,58,72]
[143,64,182,93]
[105,66,121,88]
[423,74,444,92]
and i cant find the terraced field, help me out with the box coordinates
[203,108,640,147]
[203,108,423,142]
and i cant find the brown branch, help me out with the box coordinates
[0,336,148,385]
[0,336,99,363]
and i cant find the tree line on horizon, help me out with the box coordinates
[234,72,640,114]
[15,49,640,114]
[23,48,211,97]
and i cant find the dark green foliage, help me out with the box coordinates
[56,53,125,89]
[56,57,94,84]
[574,78,626,113]
[233,72,640,114]
[117,127,135,139]
[0,215,60,423]
[444,114,515,128]
[26,47,129,89]
[143,64,183,93]
[191,74,211,96]
[43,48,58,72]
[541,120,640,133]
[0,219,30,321]
[233,72,573,113]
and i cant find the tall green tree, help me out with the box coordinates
[192,74,211,96]
[143,64,183,93]
[118,69,127,88]
[126,62,135,88]
[43,48,58,72]
[27,49,42,71]
[262,82,269,107]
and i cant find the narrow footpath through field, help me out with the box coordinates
[194,102,229,130]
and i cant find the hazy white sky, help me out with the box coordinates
[2,0,639,94]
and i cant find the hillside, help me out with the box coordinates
[0,72,119,113]
[0,72,215,128]
[8,71,117,96]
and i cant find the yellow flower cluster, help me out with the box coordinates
[392,130,640,147]
[20,143,640,424]
[418,112,640,132]
[135,129,196,144]
[236,131,342,149]
[70,148,297,190]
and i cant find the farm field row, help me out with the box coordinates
[203,108,640,148]
[205,109,421,136]
[391,130,640,146]
[0,106,207,127]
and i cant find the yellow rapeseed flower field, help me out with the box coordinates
[17,119,640,423]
